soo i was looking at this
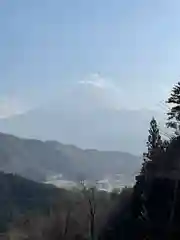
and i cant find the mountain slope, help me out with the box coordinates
[0,132,140,182]
[0,78,165,154]
[0,171,64,232]
[0,107,164,154]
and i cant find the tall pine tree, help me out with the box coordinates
[146,117,162,160]
[142,117,163,174]
[167,82,180,135]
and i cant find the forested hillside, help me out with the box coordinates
[0,133,140,182]
[0,171,65,232]
[0,171,127,239]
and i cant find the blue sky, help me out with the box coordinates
[0,0,180,116]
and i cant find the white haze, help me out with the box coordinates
[0,74,168,154]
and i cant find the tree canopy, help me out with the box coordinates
[167,82,180,135]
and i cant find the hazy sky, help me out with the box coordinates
[0,0,180,116]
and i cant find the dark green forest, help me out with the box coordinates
[0,171,64,233]
[0,171,122,239]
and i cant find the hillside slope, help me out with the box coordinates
[0,171,65,232]
[0,133,141,182]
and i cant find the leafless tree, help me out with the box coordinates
[79,180,97,240]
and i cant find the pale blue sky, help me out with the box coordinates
[0,0,180,115]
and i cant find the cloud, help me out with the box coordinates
[78,73,128,110]
[0,96,26,118]
[78,73,175,111]
[78,73,118,90]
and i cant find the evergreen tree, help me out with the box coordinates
[167,82,180,134]
[145,117,162,161]
[142,117,163,173]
